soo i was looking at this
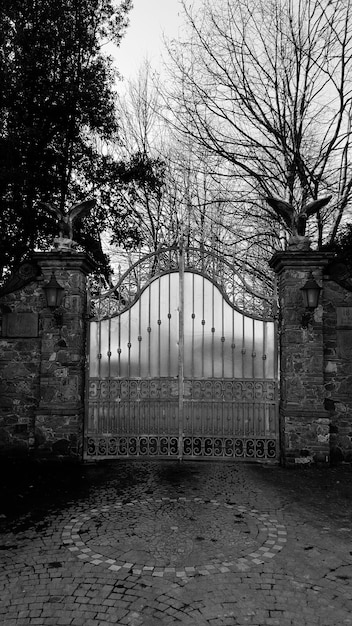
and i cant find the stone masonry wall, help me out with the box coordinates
[0,269,43,455]
[275,255,330,465]
[0,253,95,460]
[271,249,352,466]
[323,277,352,463]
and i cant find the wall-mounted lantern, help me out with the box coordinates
[43,272,65,326]
[300,271,322,327]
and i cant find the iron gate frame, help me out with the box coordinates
[84,245,279,462]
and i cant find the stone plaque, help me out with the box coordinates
[337,330,352,360]
[2,312,39,337]
[337,307,352,329]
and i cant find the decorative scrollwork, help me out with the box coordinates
[100,381,110,399]
[149,437,158,455]
[204,438,213,455]
[129,380,139,399]
[87,437,96,455]
[119,437,128,455]
[89,246,275,321]
[233,382,245,401]
[108,437,118,455]
[225,439,234,456]
[255,439,265,458]
[193,437,202,455]
[203,381,214,399]
[110,381,120,399]
[119,381,128,399]
[190,380,202,399]
[223,381,234,401]
[254,382,265,400]
[183,437,192,455]
[170,437,179,455]
[235,439,244,457]
[149,381,160,398]
[214,438,223,456]
[246,440,255,457]
[213,381,223,400]
[160,437,168,454]
[267,440,277,458]
[243,382,256,400]
[139,437,148,455]
[128,437,137,455]
[98,438,107,455]
[265,382,276,401]
[84,435,278,460]
[88,382,99,399]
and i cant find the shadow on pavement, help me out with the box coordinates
[1,458,351,532]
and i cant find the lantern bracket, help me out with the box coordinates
[300,271,322,328]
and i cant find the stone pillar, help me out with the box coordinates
[34,251,96,459]
[269,249,333,466]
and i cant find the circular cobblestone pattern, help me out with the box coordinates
[62,497,287,578]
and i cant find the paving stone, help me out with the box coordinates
[1,461,352,624]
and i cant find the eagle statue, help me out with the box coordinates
[39,199,96,242]
[265,196,332,237]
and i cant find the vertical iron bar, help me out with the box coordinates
[191,272,195,443]
[97,278,102,380]
[116,272,122,455]
[168,255,171,377]
[128,261,132,379]
[137,257,142,445]
[138,259,142,379]
[147,282,151,439]
[107,293,112,434]
[242,310,245,379]
[147,283,151,378]
[117,307,121,378]
[273,275,279,453]
[97,278,102,437]
[84,277,92,458]
[211,282,215,379]
[158,270,161,378]
[127,263,132,450]
[222,288,225,379]
[232,255,235,379]
[178,241,185,460]
[262,319,267,450]
[202,275,205,379]
[221,286,225,441]
[263,321,267,380]
[191,272,195,378]
[117,264,122,378]
[252,316,255,380]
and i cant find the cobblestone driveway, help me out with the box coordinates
[1,461,352,625]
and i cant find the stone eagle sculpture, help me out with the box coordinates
[265,195,332,236]
[39,199,95,241]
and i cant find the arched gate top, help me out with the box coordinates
[88,245,276,322]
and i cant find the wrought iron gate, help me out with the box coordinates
[84,246,279,461]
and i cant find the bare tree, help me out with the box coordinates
[105,58,281,310]
[163,0,352,248]
[103,63,179,260]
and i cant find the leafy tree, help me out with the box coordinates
[0,0,132,281]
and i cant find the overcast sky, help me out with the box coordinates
[112,0,188,82]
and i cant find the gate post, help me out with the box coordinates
[270,247,333,466]
[33,251,96,460]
